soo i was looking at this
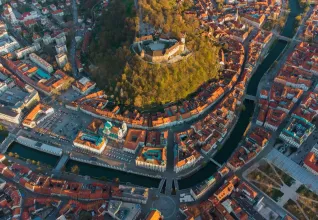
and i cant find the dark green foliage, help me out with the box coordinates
[89,0,220,108]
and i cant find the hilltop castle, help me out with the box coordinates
[134,34,186,63]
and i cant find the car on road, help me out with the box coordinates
[91,157,97,161]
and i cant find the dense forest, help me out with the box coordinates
[139,0,199,39]
[88,0,138,86]
[121,38,220,107]
[89,0,220,108]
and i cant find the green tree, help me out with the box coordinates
[63,62,72,73]
[134,95,143,107]
[0,124,6,132]
[89,0,220,108]
[113,178,120,185]
[71,165,80,174]
[295,15,302,22]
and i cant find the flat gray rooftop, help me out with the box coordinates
[0,86,28,108]
[148,42,166,51]
[266,148,318,194]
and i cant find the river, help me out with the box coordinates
[179,0,302,189]
[65,160,160,188]
[246,40,288,96]
[1,0,302,190]
[7,142,59,167]
[281,0,303,38]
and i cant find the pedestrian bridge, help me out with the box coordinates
[272,32,301,43]
[245,94,257,102]
[0,134,15,154]
[158,178,166,193]
[210,158,222,168]
[54,154,69,172]
[277,35,292,42]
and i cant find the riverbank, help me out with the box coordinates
[7,142,59,168]
[65,160,160,188]
[0,131,8,143]
[2,35,288,190]
[246,40,288,96]
[0,1,303,191]
[1,38,287,190]
[213,100,255,164]
[281,0,303,38]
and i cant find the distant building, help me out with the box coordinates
[22,103,54,128]
[29,53,53,73]
[102,121,127,142]
[236,182,258,201]
[145,131,168,147]
[304,152,318,175]
[112,185,149,204]
[42,7,49,15]
[242,14,265,28]
[0,31,20,56]
[174,153,202,173]
[123,129,146,154]
[135,35,186,63]
[55,44,67,54]
[52,9,64,17]
[16,136,62,156]
[144,209,163,220]
[107,200,141,220]
[37,70,73,96]
[0,105,22,124]
[73,131,107,154]
[0,21,6,30]
[19,11,39,22]
[87,118,104,134]
[0,84,39,124]
[72,77,96,95]
[42,33,53,45]
[303,144,318,175]
[135,147,167,172]
[279,115,315,148]
[190,175,216,200]
[3,4,17,24]
[55,34,66,45]
[55,53,68,68]
[14,43,41,59]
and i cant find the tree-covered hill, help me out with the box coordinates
[121,38,220,107]
[88,0,220,108]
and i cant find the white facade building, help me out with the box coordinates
[55,44,67,54]
[174,155,203,173]
[16,136,62,156]
[0,33,20,55]
[14,43,40,59]
[135,159,166,172]
[3,5,17,24]
[55,53,68,68]
[20,11,39,22]
[29,53,53,73]
[0,106,22,124]
[55,35,66,45]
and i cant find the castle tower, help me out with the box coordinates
[180,33,186,52]
[122,122,127,134]
[103,121,112,135]
[118,128,123,140]
[140,49,145,58]
[4,4,17,24]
